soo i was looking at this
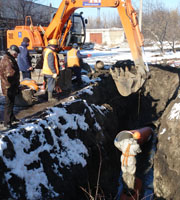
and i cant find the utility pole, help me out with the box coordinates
[139,0,143,31]
[97,8,100,19]
[97,8,100,27]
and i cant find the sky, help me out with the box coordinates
[37,0,180,18]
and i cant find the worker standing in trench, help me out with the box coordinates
[42,39,60,102]
[114,130,141,190]
[65,43,91,86]
[0,45,20,129]
[114,127,153,199]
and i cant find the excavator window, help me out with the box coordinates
[65,13,86,47]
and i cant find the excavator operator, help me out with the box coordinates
[42,39,59,102]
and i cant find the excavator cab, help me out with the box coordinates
[50,12,86,48]
[65,13,86,47]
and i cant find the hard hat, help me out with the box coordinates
[132,131,141,140]
[72,43,78,48]
[48,39,58,46]
[9,45,20,54]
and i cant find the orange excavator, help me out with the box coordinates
[6,0,148,96]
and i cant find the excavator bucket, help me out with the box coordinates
[110,60,147,96]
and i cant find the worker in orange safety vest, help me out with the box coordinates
[42,39,59,102]
[65,43,91,85]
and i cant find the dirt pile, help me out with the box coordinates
[0,72,121,199]
[154,89,180,200]
[138,65,179,127]
[138,65,180,199]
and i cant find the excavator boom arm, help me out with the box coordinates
[44,0,144,67]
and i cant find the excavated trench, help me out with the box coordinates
[0,62,180,199]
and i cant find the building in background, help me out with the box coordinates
[0,0,57,51]
[86,28,125,46]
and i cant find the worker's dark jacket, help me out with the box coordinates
[0,52,20,96]
[17,42,31,72]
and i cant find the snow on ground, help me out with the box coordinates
[82,44,180,68]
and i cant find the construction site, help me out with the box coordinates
[0,0,180,200]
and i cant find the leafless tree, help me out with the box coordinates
[0,1,3,18]
[3,0,38,24]
[142,0,169,54]
[142,0,180,54]
[86,12,122,29]
[110,15,122,28]
[166,9,180,53]
[1,0,56,27]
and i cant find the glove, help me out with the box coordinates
[61,66,65,70]
[52,73,57,79]
[28,67,33,71]
[87,54,92,57]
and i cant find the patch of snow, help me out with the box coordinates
[94,121,101,131]
[91,104,107,117]
[82,74,101,84]
[168,103,180,120]
[77,85,94,96]
[0,135,6,156]
[160,128,166,135]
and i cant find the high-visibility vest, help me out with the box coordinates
[42,48,59,75]
[67,48,80,67]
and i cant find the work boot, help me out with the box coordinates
[48,92,56,102]
[43,91,48,100]
[3,123,15,130]
[77,80,83,86]
[12,117,20,124]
